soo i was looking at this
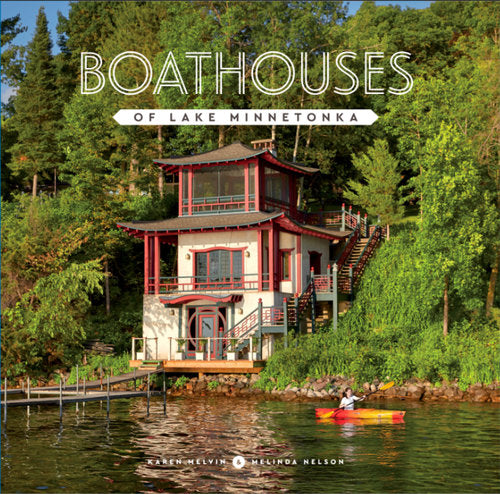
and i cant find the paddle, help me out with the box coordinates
[320,381,395,419]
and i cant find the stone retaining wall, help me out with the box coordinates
[159,375,500,403]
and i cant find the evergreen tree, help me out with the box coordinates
[344,139,404,239]
[8,7,61,197]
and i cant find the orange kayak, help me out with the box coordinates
[315,408,406,420]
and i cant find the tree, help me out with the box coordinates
[1,14,27,86]
[8,7,61,197]
[344,139,404,239]
[419,124,496,336]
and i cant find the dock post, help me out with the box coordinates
[76,365,79,413]
[106,375,110,419]
[3,377,7,423]
[27,376,31,417]
[147,373,150,417]
[59,379,63,421]
[83,376,86,395]
[133,368,137,391]
[100,364,103,391]
[163,371,166,416]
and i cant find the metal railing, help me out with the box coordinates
[182,194,255,215]
[131,337,158,361]
[167,336,261,361]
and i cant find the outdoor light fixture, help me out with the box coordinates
[169,309,175,315]
[185,253,191,260]
[238,308,244,315]
[245,251,250,257]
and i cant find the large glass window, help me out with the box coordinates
[195,249,243,287]
[265,167,289,203]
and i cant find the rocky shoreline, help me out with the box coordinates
[161,374,500,403]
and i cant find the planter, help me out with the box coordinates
[227,351,237,361]
[195,351,205,361]
[175,351,185,360]
[136,351,144,360]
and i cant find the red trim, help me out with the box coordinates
[144,235,150,294]
[154,235,160,294]
[257,230,263,291]
[244,162,249,211]
[178,167,183,216]
[187,168,193,215]
[255,159,261,210]
[189,246,248,253]
[160,294,243,305]
[296,235,302,293]
[269,224,275,291]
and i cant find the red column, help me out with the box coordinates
[178,168,183,216]
[154,235,160,295]
[188,168,193,215]
[144,234,150,294]
[255,159,261,211]
[257,229,263,291]
[244,162,249,211]
[269,224,275,291]
[296,234,302,294]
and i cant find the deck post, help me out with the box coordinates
[3,377,7,423]
[133,368,137,391]
[163,371,166,416]
[341,203,346,231]
[283,298,288,349]
[83,377,86,396]
[132,338,135,361]
[357,210,361,230]
[106,375,110,418]
[364,213,368,237]
[258,298,263,357]
[311,276,316,334]
[147,373,151,417]
[100,364,103,391]
[249,337,253,361]
[333,263,338,331]
[294,293,300,335]
[27,376,31,400]
[155,338,158,360]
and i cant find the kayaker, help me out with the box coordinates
[339,387,366,410]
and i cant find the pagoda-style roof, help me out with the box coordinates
[117,211,283,236]
[117,210,350,241]
[154,142,318,176]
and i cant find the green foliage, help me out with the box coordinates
[174,376,189,388]
[62,354,132,385]
[207,380,219,391]
[344,139,404,227]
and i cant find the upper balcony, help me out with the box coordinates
[153,141,318,218]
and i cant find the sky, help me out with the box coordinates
[0,0,432,103]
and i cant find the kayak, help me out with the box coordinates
[320,416,405,426]
[315,408,406,420]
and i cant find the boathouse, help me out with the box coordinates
[118,140,384,372]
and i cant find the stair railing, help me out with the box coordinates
[350,226,382,289]
[336,228,360,269]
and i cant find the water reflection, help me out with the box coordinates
[130,396,295,492]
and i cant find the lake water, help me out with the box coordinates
[1,396,499,493]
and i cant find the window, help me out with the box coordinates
[280,250,292,281]
[195,249,243,288]
[265,167,289,203]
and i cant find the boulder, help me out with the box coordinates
[306,389,315,398]
[312,381,328,392]
[407,384,424,400]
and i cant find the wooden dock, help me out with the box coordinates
[130,359,265,377]
[1,390,160,407]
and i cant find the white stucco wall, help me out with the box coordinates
[141,229,334,361]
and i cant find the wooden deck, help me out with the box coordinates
[130,359,265,376]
